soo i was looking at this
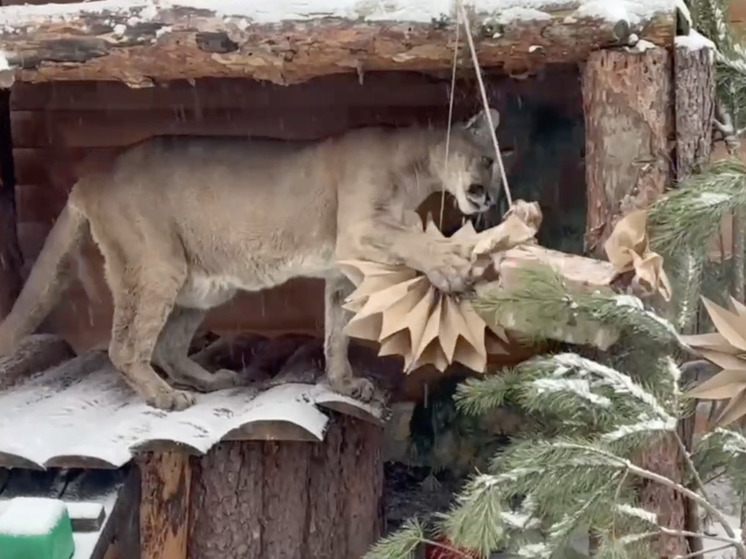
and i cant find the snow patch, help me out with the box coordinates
[0,0,681,28]
[601,416,677,442]
[0,497,67,536]
[616,503,658,525]
[626,38,656,53]
[493,7,551,26]
[676,29,716,51]
[533,377,612,408]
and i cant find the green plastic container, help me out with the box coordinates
[0,497,75,559]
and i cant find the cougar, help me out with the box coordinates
[0,108,503,411]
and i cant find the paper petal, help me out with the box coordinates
[715,389,746,427]
[686,369,746,400]
[697,349,746,372]
[681,332,740,354]
[702,297,746,352]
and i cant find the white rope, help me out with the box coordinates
[440,16,461,229]
[458,2,514,208]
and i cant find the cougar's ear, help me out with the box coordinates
[464,107,500,146]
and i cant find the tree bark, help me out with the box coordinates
[582,47,674,257]
[138,451,191,559]
[0,0,676,86]
[188,414,384,559]
[674,41,716,181]
[673,41,716,559]
[584,47,685,557]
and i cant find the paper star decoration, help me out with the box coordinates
[682,296,746,427]
[337,203,540,373]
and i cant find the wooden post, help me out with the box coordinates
[582,47,674,257]
[674,39,716,559]
[583,47,686,558]
[138,451,191,559]
[674,39,716,180]
[188,415,384,559]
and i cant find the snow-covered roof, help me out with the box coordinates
[0,352,384,470]
[0,0,681,27]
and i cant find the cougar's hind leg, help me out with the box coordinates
[324,274,375,402]
[107,257,195,411]
[153,306,241,392]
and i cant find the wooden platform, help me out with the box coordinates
[0,349,384,470]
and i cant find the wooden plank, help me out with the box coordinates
[9,105,473,148]
[582,47,674,256]
[0,1,676,86]
[9,74,454,111]
[138,452,190,559]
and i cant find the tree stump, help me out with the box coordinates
[582,47,674,257]
[188,414,384,559]
[138,452,191,559]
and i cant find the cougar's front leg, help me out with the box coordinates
[108,261,196,411]
[358,221,473,294]
[324,274,375,402]
[152,306,241,392]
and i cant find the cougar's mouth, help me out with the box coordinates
[464,183,494,214]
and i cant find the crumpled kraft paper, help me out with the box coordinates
[604,209,673,301]
[682,296,746,427]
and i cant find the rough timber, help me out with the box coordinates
[0,0,678,86]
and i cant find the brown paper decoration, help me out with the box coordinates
[682,296,746,427]
[337,203,542,373]
[604,210,673,301]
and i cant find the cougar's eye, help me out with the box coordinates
[468,184,486,198]
[481,156,494,168]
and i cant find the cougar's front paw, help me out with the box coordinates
[423,248,473,294]
[147,388,196,411]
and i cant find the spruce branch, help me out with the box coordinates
[364,519,425,559]
[649,157,746,258]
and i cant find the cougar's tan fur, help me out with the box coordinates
[0,108,503,411]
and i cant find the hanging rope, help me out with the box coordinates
[458,2,514,209]
[440,14,461,229]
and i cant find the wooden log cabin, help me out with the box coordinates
[0,0,718,558]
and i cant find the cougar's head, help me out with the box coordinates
[436,108,505,215]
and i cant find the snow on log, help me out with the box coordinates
[0,0,678,86]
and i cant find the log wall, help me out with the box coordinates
[9,69,584,353]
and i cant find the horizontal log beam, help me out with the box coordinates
[0,0,677,86]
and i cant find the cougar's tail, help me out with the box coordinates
[0,202,88,354]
